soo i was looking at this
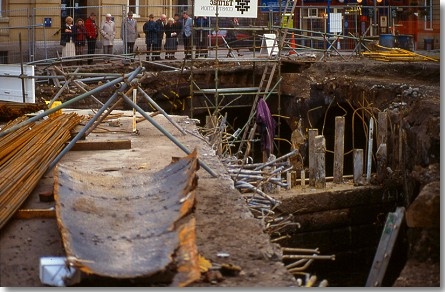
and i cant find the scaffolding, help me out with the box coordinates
[188,0,297,161]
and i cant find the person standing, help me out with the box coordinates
[60,16,75,58]
[100,13,116,62]
[173,13,183,45]
[73,18,87,64]
[143,14,158,61]
[153,14,166,60]
[182,11,193,59]
[194,16,209,58]
[164,17,178,60]
[84,12,98,64]
[121,10,138,58]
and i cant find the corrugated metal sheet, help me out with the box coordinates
[54,150,201,286]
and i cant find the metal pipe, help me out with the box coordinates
[119,92,218,178]
[254,149,298,171]
[282,254,335,260]
[0,74,126,138]
[49,67,80,107]
[282,247,320,254]
[48,67,143,170]
[137,86,186,135]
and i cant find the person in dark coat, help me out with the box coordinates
[84,12,98,64]
[153,14,166,60]
[194,16,209,58]
[143,14,158,61]
[164,17,178,59]
[73,18,87,64]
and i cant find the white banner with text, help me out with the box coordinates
[194,0,258,18]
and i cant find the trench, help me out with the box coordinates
[135,65,412,287]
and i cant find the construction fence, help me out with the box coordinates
[0,3,439,64]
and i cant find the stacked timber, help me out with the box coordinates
[0,113,83,229]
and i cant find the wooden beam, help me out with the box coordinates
[366,207,405,287]
[69,139,131,151]
[14,208,56,219]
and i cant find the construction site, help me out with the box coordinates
[0,1,441,288]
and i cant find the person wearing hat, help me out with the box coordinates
[84,12,98,64]
[100,13,116,62]
[121,10,138,58]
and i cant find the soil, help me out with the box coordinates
[0,50,441,288]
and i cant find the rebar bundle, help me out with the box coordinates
[0,113,83,229]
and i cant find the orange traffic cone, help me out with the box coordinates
[289,32,296,55]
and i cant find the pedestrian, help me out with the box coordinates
[142,13,158,61]
[60,16,75,58]
[182,11,193,59]
[153,14,166,60]
[194,16,209,58]
[100,13,116,63]
[173,13,183,45]
[164,17,178,60]
[84,12,98,64]
[121,10,138,58]
[73,18,87,64]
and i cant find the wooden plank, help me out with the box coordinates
[366,206,405,287]
[14,208,56,219]
[70,139,131,151]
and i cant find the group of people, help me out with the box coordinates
[143,11,190,60]
[60,10,216,63]
[60,12,103,64]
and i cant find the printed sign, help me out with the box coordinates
[194,0,258,18]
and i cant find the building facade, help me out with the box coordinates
[0,0,440,63]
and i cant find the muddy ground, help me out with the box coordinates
[0,50,441,287]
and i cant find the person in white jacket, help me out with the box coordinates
[122,11,138,57]
[100,13,116,62]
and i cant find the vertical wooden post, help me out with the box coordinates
[353,149,364,185]
[333,116,345,184]
[301,169,306,188]
[377,111,388,147]
[286,171,292,190]
[314,135,326,189]
[308,129,318,187]
[376,143,387,183]
[366,117,374,183]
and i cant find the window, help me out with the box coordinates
[424,0,432,30]
[128,0,140,17]
[0,51,7,64]
[307,8,319,18]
